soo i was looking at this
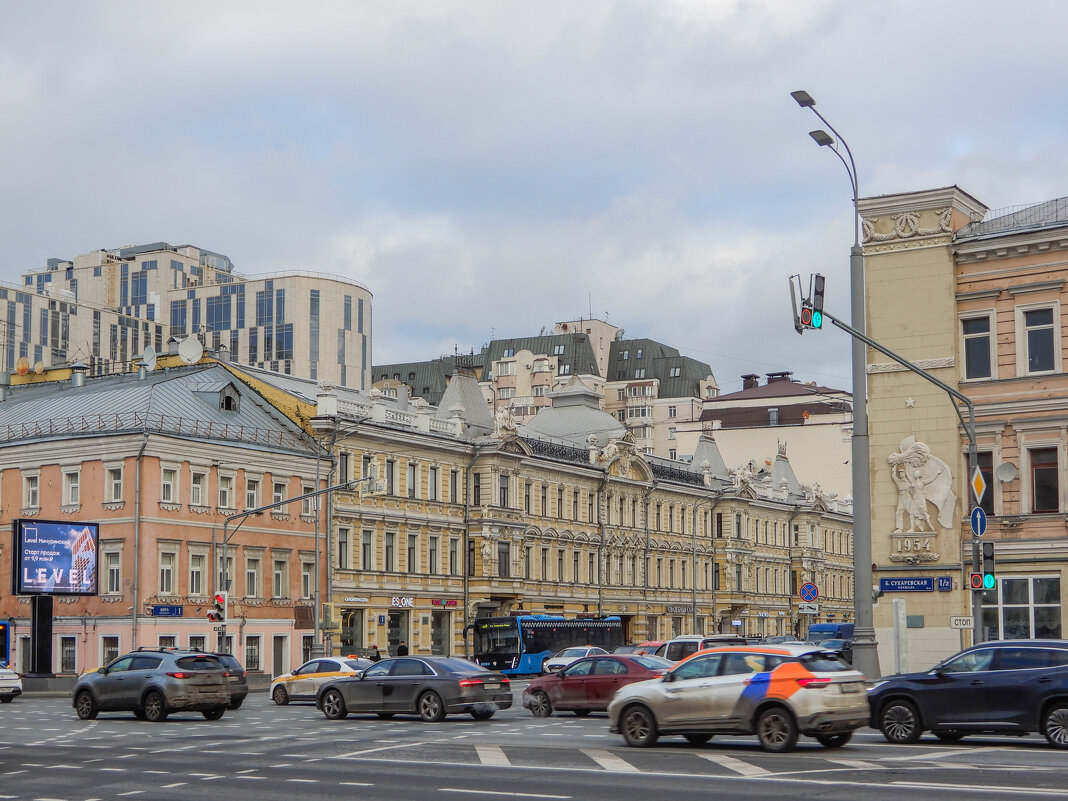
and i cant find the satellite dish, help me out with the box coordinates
[33,361,44,375]
[178,337,204,365]
[15,357,29,376]
[142,345,157,371]
[995,462,1018,483]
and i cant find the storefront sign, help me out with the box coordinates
[391,596,415,608]
[666,605,693,614]
[343,596,369,603]
[432,599,458,607]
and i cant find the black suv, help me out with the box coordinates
[868,639,1068,748]
[72,648,230,722]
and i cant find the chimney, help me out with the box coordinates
[70,362,89,388]
[766,371,793,384]
[741,374,760,390]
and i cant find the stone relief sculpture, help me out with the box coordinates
[888,435,957,532]
[493,406,519,439]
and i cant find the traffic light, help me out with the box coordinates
[812,274,826,313]
[981,541,996,590]
[207,592,227,623]
[799,301,823,330]
[969,572,984,591]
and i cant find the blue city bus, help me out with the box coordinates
[471,615,624,675]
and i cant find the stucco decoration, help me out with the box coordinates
[861,208,952,243]
[493,406,519,439]
[888,435,957,532]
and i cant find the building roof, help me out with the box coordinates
[956,196,1068,241]
[606,339,714,397]
[484,333,600,376]
[372,358,459,406]
[520,376,625,447]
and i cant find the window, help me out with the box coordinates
[553,344,565,355]
[385,460,396,495]
[634,368,646,379]
[668,406,677,418]
[498,387,515,399]
[273,481,286,504]
[668,427,676,440]
[499,475,509,508]
[533,385,547,397]
[407,463,417,498]
[301,562,313,598]
[189,554,204,596]
[338,452,350,483]
[362,531,373,570]
[63,470,80,506]
[1031,448,1059,513]
[385,533,395,571]
[159,551,175,595]
[102,636,120,665]
[161,469,177,503]
[558,363,571,375]
[636,349,643,359]
[498,541,510,578]
[981,576,1061,639]
[107,468,123,502]
[246,478,260,509]
[191,472,206,506]
[275,559,288,598]
[105,550,121,594]
[429,536,439,575]
[246,557,261,597]
[502,348,515,357]
[620,350,629,360]
[337,528,350,569]
[217,555,234,594]
[428,466,439,501]
[23,474,39,508]
[302,485,315,516]
[61,636,77,673]
[218,475,234,509]
[669,448,677,460]
[449,539,458,574]
[407,534,418,572]
[962,315,993,379]
[245,636,261,671]
[669,366,681,377]
[497,361,516,376]
[1022,306,1056,374]
[450,470,459,503]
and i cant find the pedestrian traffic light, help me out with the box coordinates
[207,592,227,623]
[981,541,996,590]
[812,274,826,313]
[799,301,823,329]
[969,572,984,591]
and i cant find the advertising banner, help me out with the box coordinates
[12,519,99,596]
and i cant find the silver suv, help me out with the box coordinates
[72,648,231,722]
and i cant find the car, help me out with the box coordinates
[72,648,230,722]
[543,646,608,673]
[208,652,248,709]
[654,635,748,662]
[608,644,869,752]
[818,639,854,665]
[613,645,640,654]
[0,661,22,703]
[316,656,512,722]
[868,639,1068,749]
[631,641,665,655]
[523,654,672,717]
[271,656,374,705]
[763,635,802,645]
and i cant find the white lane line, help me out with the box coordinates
[287,779,319,783]
[160,783,187,789]
[881,746,1001,762]
[825,758,882,770]
[99,768,127,772]
[891,780,1068,797]
[117,792,144,797]
[439,790,570,799]
[335,741,427,758]
[581,749,640,773]
[340,782,374,787]
[476,744,511,767]
[235,776,266,780]
[696,753,771,777]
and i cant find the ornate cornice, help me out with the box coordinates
[867,357,954,374]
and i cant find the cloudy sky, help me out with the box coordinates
[2,1,1065,393]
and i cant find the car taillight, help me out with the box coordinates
[796,677,832,689]
[501,677,510,685]
[166,672,189,679]
[459,678,481,688]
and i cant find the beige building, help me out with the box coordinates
[861,186,1068,671]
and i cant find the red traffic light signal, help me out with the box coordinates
[207,593,227,622]
[969,572,984,591]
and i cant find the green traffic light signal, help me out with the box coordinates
[811,310,822,329]
[983,573,996,590]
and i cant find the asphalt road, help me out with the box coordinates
[2,686,1067,801]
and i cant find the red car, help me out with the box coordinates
[522,654,672,717]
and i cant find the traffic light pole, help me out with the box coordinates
[213,473,380,653]
[817,308,983,645]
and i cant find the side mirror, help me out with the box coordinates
[98,666,109,676]
[662,672,675,683]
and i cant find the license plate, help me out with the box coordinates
[840,682,862,693]
[483,683,500,690]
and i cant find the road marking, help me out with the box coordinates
[287,778,319,783]
[476,745,511,767]
[340,782,374,787]
[117,792,144,797]
[335,741,427,758]
[235,776,266,780]
[696,753,771,776]
[160,783,187,789]
[99,768,127,772]
[439,790,570,799]
[826,758,882,770]
[581,749,640,773]
[891,780,1068,797]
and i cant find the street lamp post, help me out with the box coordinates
[791,89,880,679]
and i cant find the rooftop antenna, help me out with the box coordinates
[588,293,592,320]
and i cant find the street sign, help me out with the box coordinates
[937,576,953,592]
[799,583,819,602]
[798,602,819,615]
[950,616,974,629]
[879,577,935,592]
[150,604,184,617]
[970,506,987,537]
[971,466,987,505]
[212,625,225,632]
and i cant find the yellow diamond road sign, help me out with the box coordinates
[971,466,987,505]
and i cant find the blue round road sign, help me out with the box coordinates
[799,582,819,602]
[970,506,987,537]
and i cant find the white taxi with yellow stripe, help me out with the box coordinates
[271,657,373,705]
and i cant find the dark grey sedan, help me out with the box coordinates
[316,656,512,722]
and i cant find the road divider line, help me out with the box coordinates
[336,741,428,758]
[826,758,882,770]
[581,749,640,773]
[476,745,511,767]
[439,789,570,799]
[696,753,771,776]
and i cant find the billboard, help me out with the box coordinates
[12,519,99,596]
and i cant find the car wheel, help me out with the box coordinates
[143,691,168,723]
[321,689,348,720]
[418,691,446,722]
[933,730,964,743]
[573,709,591,717]
[684,734,713,746]
[620,704,658,747]
[74,691,98,720]
[880,699,922,744]
[1042,704,1068,749]
[202,707,226,721]
[0,697,12,704]
[272,686,289,706]
[756,706,798,753]
[470,708,496,721]
[376,712,395,719]
[228,699,244,711]
[816,732,852,748]
[529,691,552,718]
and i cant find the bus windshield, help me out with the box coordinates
[472,616,623,674]
[473,620,520,659]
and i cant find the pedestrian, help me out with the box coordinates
[369,644,381,662]
[397,640,408,656]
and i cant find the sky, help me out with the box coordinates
[1,1,1066,394]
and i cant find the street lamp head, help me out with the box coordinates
[809,129,834,147]
[791,90,815,108]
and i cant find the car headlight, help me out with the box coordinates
[867,680,888,692]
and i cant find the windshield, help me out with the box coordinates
[631,655,672,670]
[806,630,836,644]
[558,647,589,657]
[473,620,520,658]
